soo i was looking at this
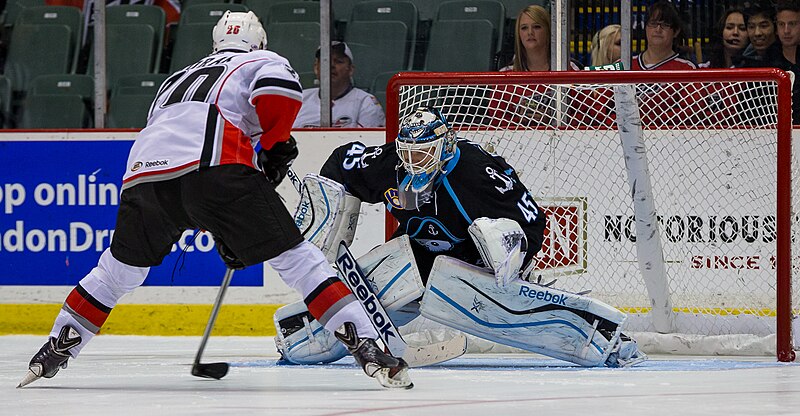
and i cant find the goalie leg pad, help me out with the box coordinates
[356,235,424,311]
[274,301,348,365]
[420,256,643,367]
[294,174,361,263]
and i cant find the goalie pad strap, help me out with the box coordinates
[420,256,627,367]
[274,301,348,365]
[294,174,361,263]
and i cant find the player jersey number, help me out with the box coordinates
[341,143,366,170]
[517,192,539,223]
[156,66,226,107]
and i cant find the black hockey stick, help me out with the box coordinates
[191,267,234,379]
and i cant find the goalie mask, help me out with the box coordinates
[396,107,456,208]
[212,11,267,53]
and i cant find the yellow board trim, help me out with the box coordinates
[0,304,282,336]
[618,306,800,317]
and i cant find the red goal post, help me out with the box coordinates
[385,69,796,361]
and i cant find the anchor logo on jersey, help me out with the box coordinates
[485,166,515,194]
[407,217,463,252]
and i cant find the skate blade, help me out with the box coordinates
[17,370,41,389]
[373,367,414,389]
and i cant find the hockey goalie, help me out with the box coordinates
[274,107,647,368]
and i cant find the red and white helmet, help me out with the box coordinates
[212,11,267,52]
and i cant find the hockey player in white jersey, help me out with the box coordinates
[275,107,647,368]
[18,11,411,389]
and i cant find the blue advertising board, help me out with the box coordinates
[0,140,263,286]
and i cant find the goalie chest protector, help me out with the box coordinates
[320,140,546,277]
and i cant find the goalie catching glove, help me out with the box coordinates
[468,217,527,287]
[258,136,298,184]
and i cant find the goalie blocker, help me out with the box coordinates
[293,174,361,263]
[420,256,646,367]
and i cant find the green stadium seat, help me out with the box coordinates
[15,5,82,71]
[436,0,505,52]
[332,0,358,24]
[345,21,409,90]
[4,24,73,94]
[182,0,230,7]
[265,1,320,24]
[407,0,446,22]
[106,5,166,73]
[267,21,320,74]
[423,19,494,71]
[107,73,168,128]
[349,0,418,69]
[113,73,168,98]
[89,24,158,90]
[179,3,248,25]
[20,94,88,129]
[168,22,215,73]
[107,93,156,129]
[3,0,46,28]
[30,73,93,98]
[370,70,399,111]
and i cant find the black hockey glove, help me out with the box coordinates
[214,237,245,270]
[258,136,299,185]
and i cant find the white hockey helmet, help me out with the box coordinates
[396,107,456,191]
[212,10,267,52]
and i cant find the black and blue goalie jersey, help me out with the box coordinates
[320,139,547,280]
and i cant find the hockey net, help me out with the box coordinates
[385,69,798,361]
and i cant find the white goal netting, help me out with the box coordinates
[388,70,798,360]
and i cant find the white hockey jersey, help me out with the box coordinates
[292,86,385,128]
[122,50,303,190]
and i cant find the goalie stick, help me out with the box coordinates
[335,242,408,357]
[191,268,234,379]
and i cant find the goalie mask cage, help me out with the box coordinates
[385,69,798,362]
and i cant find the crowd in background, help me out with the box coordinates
[0,0,798,128]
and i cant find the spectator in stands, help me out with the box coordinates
[737,4,782,67]
[631,0,697,70]
[699,8,749,68]
[500,5,551,71]
[774,1,800,124]
[293,41,385,128]
[589,24,622,67]
[776,2,800,66]
[499,5,581,71]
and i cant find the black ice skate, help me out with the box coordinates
[17,325,82,388]
[334,322,413,389]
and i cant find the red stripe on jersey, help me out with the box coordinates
[254,94,302,150]
[65,288,110,328]
[218,119,256,167]
[305,280,353,321]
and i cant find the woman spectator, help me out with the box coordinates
[631,0,697,70]
[488,5,582,128]
[590,24,622,67]
[500,5,552,71]
[500,5,581,71]
[700,8,749,68]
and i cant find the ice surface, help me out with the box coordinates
[2,335,799,416]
